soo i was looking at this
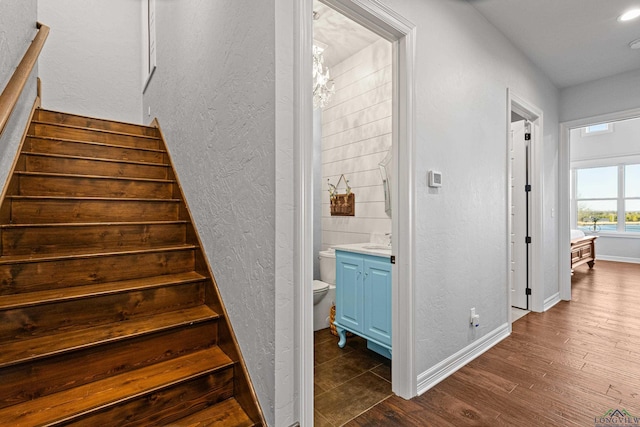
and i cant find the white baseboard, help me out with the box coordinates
[544,292,561,311]
[416,323,510,396]
[597,255,640,264]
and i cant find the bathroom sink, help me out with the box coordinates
[362,244,392,250]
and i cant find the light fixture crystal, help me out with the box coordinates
[312,45,335,109]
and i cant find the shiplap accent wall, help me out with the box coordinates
[321,39,392,250]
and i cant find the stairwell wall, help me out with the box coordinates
[142,1,287,425]
[37,0,142,124]
[0,0,38,197]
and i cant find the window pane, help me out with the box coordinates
[626,199,640,232]
[577,200,617,231]
[585,123,609,133]
[625,164,640,198]
[576,167,617,199]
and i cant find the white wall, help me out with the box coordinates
[37,0,142,124]
[560,69,640,123]
[380,0,560,375]
[570,118,640,165]
[141,1,291,425]
[321,39,392,249]
[0,0,38,196]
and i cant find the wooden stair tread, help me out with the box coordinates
[31,120,161,141]
[172,397,257,427]
[15,170,176,184]
[7,195,180,202]
[0,346,232,426]
[0,244,197,264]
[0,220,188,229]
[0,271,207,310]
[26,135,166,153]
[23,151,170,168]
[0,305,220,368]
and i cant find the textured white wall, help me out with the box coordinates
[321,39,392,249]
[142,1,285,425]
[560,69,640,123]
[570,118,640,164]
[0,0,38,196]
[380,0,560,374]
[37,0,142,124]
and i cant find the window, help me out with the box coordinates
[625,164,640,232]
[574,164,640,233]
[581,123,613,136]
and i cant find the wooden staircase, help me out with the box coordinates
[0,109,264,426]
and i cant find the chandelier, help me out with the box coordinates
[312,45,335,109]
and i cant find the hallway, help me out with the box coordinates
[346,261,640,426]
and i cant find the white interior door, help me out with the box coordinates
[510,120,529,310]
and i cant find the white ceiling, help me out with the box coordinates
[470,0,640,88]
[312,0,381,68]
[314,0,640,89]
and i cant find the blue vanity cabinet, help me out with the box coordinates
[363,257,392,347]
[334,250,392,358]
[335,251,364,333]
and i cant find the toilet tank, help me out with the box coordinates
[318,249,336,285]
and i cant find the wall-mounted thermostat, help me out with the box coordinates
[428,170,442,187]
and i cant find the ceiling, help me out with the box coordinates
[312,0,381,68]
[313,0,640,89]
[470,0,640,88]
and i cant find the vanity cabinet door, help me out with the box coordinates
[336,252,364,334]
[363,258,392,346]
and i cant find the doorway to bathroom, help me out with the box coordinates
[301,1,416,424]
[312,4,394,423]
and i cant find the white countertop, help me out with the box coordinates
[333,242,392,258]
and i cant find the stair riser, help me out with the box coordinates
[30,123,160,150]
[25,154,169,179]
[10,199,180,224]
[62,368,234,427]
[0,282,205,341]
[2,223,187,256]
[18,175,175,199]
[0,321,218,410]
[26,137,166,164]
[0,249,196,294]
[35,110,158,137]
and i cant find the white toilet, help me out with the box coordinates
[313,249,336,331]
[313,249,335,305]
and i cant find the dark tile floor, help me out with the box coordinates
[314,328,392,426]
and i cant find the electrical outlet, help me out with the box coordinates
[470,308,480,327]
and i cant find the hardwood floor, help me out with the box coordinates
[343,260,640,426]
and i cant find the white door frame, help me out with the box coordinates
[296,1,416,424]
[507,90,544,318]
[558,107,640,301]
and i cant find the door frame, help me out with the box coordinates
[558,106,640,301]
[296,1,416,424]
[507,90,544,320]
